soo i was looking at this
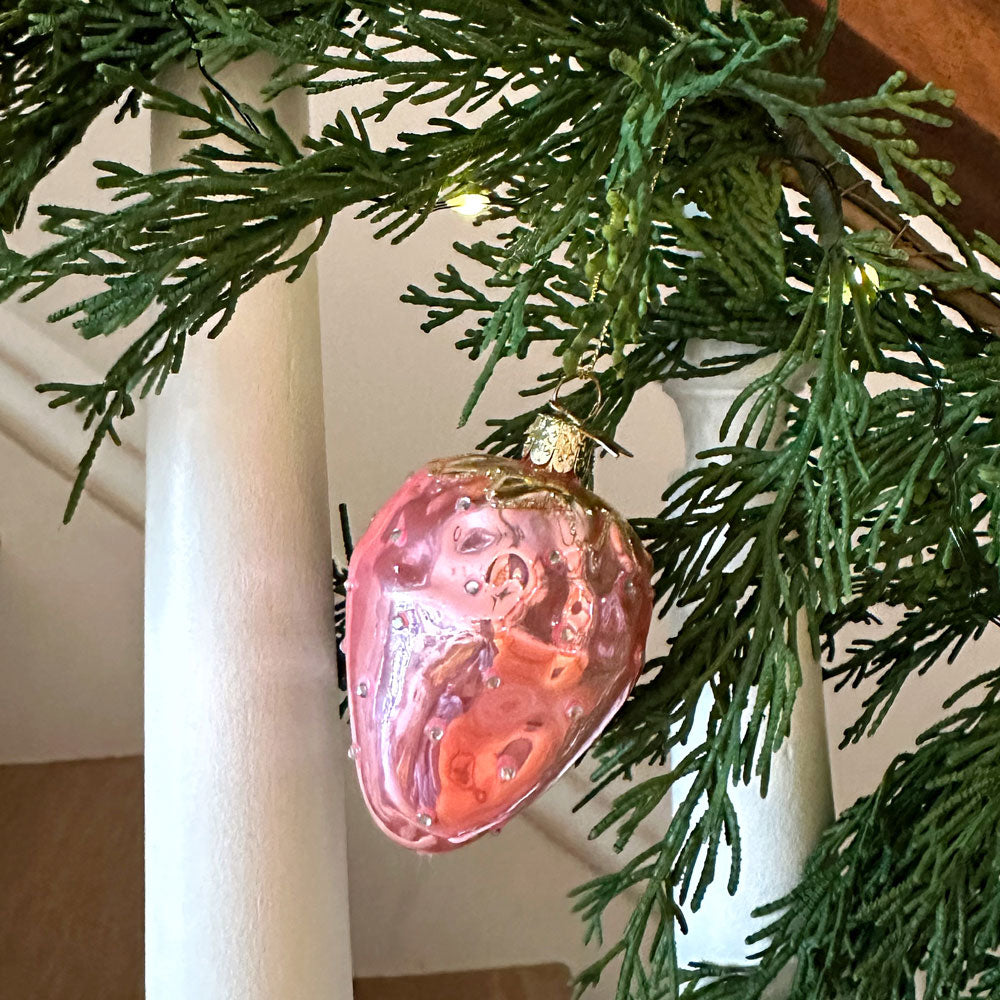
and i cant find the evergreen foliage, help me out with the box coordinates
[683,667,1000,1000]
[3,2,1000,997]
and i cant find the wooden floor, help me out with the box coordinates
[0,758,571,999]
[354,965,572,1000]
[0,758,144,1000]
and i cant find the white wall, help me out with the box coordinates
[0,432,144,762]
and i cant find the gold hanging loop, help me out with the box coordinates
[552,370,603,421]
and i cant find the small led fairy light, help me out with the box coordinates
[445,190,491,218]
[843,262,881,304]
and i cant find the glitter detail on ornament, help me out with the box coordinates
[348,744,360,760]
[345,452,653,853]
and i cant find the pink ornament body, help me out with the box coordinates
[345,454,653,852]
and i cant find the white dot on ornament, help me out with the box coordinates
[561,627,575,642]
[392,615,406,629]
[486,676,502,690]
[567,704,584,720]
[549,550,562,564]
[465,580,481,595]
[356,681,369,698]
[456,496,472,511]
[347,744,359,760]
[498,765,517,782]
[427,726,444,742]
[416,812,434,828]
[390,528,403,544]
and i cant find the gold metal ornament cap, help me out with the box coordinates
[523,410,591,476]
[522,373,633,478]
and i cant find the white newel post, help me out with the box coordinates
[145,60,354,1000]
[664,341,834,976]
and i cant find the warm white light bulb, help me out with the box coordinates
[843,262,880,304]
[446,191,491,218]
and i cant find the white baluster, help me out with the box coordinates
[145,59,354,1000]
[665,340,834,975]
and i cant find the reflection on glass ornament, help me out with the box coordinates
[345,403,654,852]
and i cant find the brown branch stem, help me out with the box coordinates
[782,159,1000,336]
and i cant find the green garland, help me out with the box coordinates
[3,3,1000,997]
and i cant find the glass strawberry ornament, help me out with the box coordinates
[345,398,654,852]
